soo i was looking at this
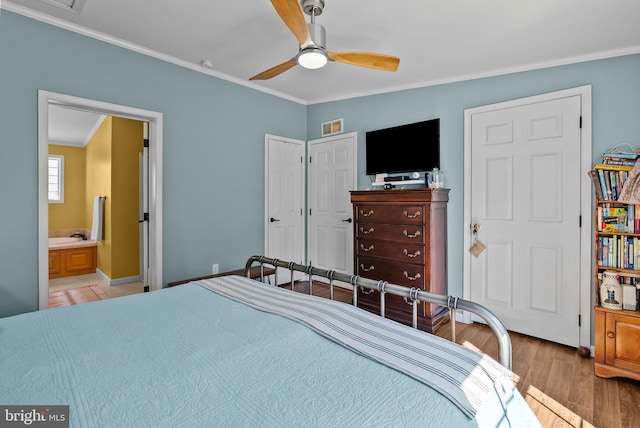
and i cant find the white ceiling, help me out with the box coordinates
[48,105,105,147]
[5,0,640,106]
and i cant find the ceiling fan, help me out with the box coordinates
[249,0,400,80]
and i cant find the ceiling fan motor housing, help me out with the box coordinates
[306,22,326,49]
[302,0,325,16]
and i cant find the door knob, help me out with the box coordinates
[270,217,280,222]
[342,218,353,223]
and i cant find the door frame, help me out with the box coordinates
[306,132,357,278]
[462,85,592,349]
[38,90,164,309]
[264,134,306,278]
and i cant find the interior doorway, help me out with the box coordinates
[307,132,357,277]
[264,134,305,284]
[38,91,164,310]
[463,85,592,349]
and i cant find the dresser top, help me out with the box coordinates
[350,188,449,203]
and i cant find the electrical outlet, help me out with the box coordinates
[212,264,219,275]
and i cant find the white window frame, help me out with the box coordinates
[48,154,64,203]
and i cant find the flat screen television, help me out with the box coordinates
[365,118,440,175]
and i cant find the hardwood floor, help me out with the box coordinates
[286,281,640,428]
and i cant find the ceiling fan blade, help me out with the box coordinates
[327,52,400,72]
[249,60,298,81]
[271,0,310,46]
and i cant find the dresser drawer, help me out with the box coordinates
[355,204,426,225]
[356,256,425,288]
[356,222,425,244]
[356,239,425,262]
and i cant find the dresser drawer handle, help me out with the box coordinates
[360,264,375,272]
[403,210,421,219]
[360,227,375,235]
[403,230,421,239]
[360,244,375,252]
[403,271,421,281]
[403,249,421,258]
[360,209,374,217]
[607,331,615,339]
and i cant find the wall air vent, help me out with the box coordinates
[42,0,87,13]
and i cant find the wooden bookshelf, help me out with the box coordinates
[593,195,640,380]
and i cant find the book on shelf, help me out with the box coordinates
[603,158,637,166]
[597,235,640,270]
[591,166,633,201]
[602,152,639,160]
[594,163,634,171]
[604,171,613,200]
[597,169,609,200]
[588,170,604,200]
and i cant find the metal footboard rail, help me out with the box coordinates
[245,255,512,370]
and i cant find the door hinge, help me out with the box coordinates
[579,116,582,129]
[301,156,303,163]
[309,209,312,216]
[143,138,149,148]
[139,213,149,223]
[309,156,312,163]
[578,314,581,327]
[579,215,582,228]
[300,209,303,215]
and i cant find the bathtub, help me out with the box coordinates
[49,236,84,246]
[49,237,98,278]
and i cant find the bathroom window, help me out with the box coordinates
[48,155,64,203]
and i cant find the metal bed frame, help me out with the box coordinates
[245,255,512,370]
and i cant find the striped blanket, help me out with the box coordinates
[197,276,513,419]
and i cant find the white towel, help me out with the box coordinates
[90,196,104,241]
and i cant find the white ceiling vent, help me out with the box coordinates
[43,0,86,13]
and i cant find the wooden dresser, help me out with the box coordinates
[350,188,449,333]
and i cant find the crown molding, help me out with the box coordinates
[2,2,308,105]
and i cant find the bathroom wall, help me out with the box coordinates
[110,117,143,280]
[48,144,86,230]
[84,116,143,281]
[86,117,113,277]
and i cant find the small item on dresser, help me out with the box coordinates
[623,284,637,311]
[600,271,623,310]
[426,168,444,188]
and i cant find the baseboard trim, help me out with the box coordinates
[96,269,141,286]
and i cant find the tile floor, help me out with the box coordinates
[49,273,145,300]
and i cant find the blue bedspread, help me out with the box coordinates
[0,277,540,427]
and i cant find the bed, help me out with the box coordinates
[0,256,540,427]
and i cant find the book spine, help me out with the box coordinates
[594,163,634,171]
[598,169,609,200]
[603,159,637,166]
[604,171,613,200]
[610,172,618,200]
[589,170,605,200]
[602,152,639,159]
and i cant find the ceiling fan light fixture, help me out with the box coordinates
[298,48,327,69]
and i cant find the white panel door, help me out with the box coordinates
[308,132,357,274]
[469,96,582,347]
[265,135,305,278]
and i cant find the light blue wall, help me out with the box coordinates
[0,11,306,317]
[1,9,639,318]
[307,54,640,298]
